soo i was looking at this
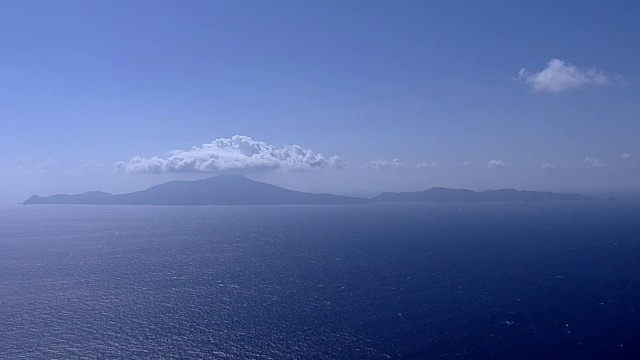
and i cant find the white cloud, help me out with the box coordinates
[36,159,58,171]
[541,163,556,171]
[417,161,437,169]
[488,160,506,169]
[584,156,606,168]
[621,153,632,161]
[366,158,407,169]
[515,58,614,93]
[117,135,346,174]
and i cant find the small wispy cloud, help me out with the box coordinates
[365,159,436,170]
[417,161,437,169]
[621,153,632,161]
[117,135,346,174]
[541,163,556,171]
[82,161,106,172]
[515,58,618,93]
[366,158,407,170]
[488,160,506,169]
[36,159,58,172]
[584,156,606,168]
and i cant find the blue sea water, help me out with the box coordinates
[1,202,640,359]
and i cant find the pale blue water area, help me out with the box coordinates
[1,202,640,359]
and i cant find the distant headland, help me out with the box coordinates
[24,174,596,206]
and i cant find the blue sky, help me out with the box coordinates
[1,0,639,202]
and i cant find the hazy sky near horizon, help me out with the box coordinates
[2,0,640,202]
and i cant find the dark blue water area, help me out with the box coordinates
[1,202,640,359]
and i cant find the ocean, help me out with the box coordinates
[1,202,640,359]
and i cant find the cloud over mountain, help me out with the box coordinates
[515,58,615,93]
[116,135,346,174]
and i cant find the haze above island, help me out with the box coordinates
[2,1,640,204]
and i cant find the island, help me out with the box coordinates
[24,174,596,205]
[373,187,594,203]
[24,174,368,205]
